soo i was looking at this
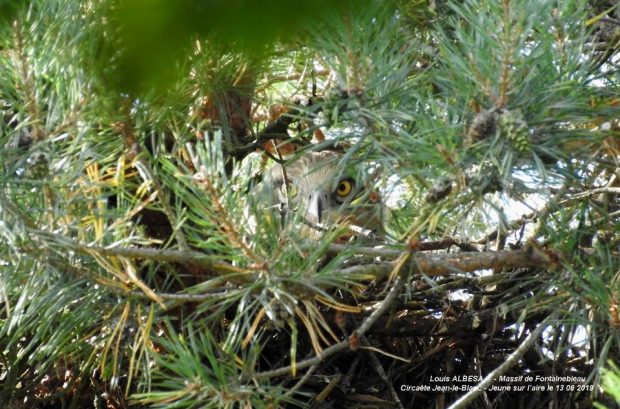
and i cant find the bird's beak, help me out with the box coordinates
[307,189,330,225]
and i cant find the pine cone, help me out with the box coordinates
[466,109,497,146]
[498,109,530,152]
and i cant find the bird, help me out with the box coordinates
[263,150,384,240]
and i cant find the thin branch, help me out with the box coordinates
[232,100,323,158]
[131,290,235,302]
[361,335,404,409]
[252,270,406,379]
[567,186,620,200]
[447,312,557,409]
[364,296,558,338]
[255,69,331,92]
[475,184,570,245]
[283,363,320,399]
[328,238,478,258]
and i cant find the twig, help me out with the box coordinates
[131,290,235,302]
[284,363,320,399]
[232,106,302,157]
[474,184,570,245]
[417,272,511,295]
[340,354,361,388]
[362,335,405,409]
[567,186,620,200]
[447,312,557,409]
[252,270,406,379]
[255,69,331,93]
[328,238,478,258]
[365,298,546,338]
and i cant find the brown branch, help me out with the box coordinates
[366,305,506,338]
[40,226,552,282]
[131,290,235,302]
[568,186,620,200]
[334,246,552,279]
[24,201,553,285]
[231,107,301,158]
[474,184,570,245]
[284,363,321,400]
[338,283,562,339]
[328,238,478,258]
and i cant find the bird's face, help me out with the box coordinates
[268,151,383,238]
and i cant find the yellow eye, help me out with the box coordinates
[336,179,353,197]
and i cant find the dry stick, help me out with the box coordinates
[361,335,404,409]
[255,69,331,93]
[474,184,569,245]
[253,272,406,380]
[447,312,557,409]
[284,363,320,399]
[341,354,362,388]
[568,186,620,199]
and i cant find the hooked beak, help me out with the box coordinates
[307,189,330,225]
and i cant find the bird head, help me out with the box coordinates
[267,150,384,239]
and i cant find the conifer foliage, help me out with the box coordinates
[0,0,619,408]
